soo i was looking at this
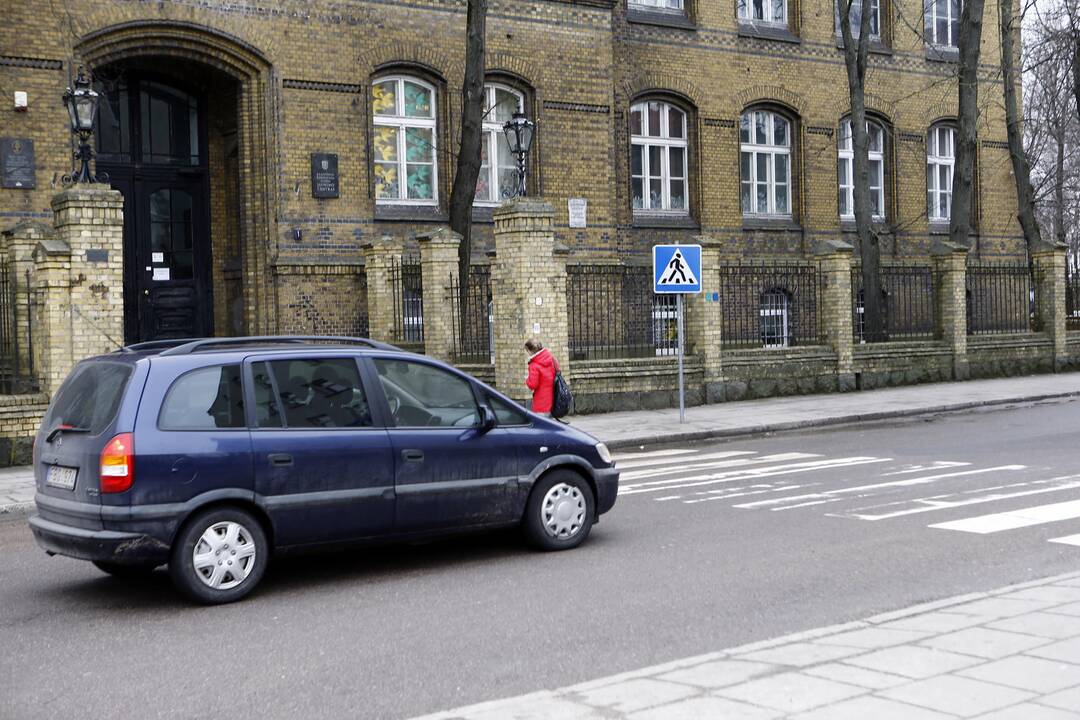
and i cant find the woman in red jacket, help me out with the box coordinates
[525,338,558,416]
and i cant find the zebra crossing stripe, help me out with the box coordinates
[844,476,1080,521]
[620,452,816,482]
[1048,534,1080,547]
[930,497,1080,534]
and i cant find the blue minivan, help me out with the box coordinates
[28,337,618,604]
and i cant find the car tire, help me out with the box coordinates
[92,560,158,578]
[169,507,268,605]
[523,470,595,551]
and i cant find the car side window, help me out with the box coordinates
[374,359,479,428]
[159,365,245,430]
[487,393,529,426]
[259,358,372,429]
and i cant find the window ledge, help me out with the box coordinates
[928,220,951,235]
[471,205,496,223]
[925,45,959,63]
[632,212,699,229]
[374,204,447,222]
[737,21,801,44]
[626,6,696,30]
[742,216,801,231]
[840,218,888,231]
[833,35,892,55]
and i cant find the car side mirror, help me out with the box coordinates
[479,405,497,433]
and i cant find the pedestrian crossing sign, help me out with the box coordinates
[653,244,702,294]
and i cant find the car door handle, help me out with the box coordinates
[401,449,424,463]
[268,453,293,467]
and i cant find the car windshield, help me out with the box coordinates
[43,361,133,435]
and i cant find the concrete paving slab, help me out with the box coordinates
[816,626,931,649]
[1000,587,1080,604]
[879,612,990,635]
[656,659,777,689]
[1025,637,1080,664]
[970,704,1080,720]
[956,655,1080,693]
[1048,601,1080,618]
[788,695,957,720]
[946,597,1061,619]
[574,679,698,714]
[626,696,782,720]
[985,612,1080,640]
[734,642,864,668]
[1040,686,1080,712]
[921,627,1053,659]
[878,675,1034,716]
[843,645,983,679]
[801,663,910,690]
[714,672,865,714]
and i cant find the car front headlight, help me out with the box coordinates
[595,442,613,466]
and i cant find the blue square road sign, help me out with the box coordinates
[653,244,702,294]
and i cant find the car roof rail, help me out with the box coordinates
[116,338,203,354]
[157,335,401,356]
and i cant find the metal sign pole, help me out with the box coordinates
[677,293,685,423]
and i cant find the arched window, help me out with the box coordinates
[838,119,885,220]
[760,289,791,348]
[927,123,955,222]
[476,83,525,204]
[630,100,689,213]
[372,76,437,203]
[927,0,960,48]
[740,109,792,217]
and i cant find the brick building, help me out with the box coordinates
[0,0,1023,348]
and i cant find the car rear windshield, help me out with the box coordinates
[44,362,133,436]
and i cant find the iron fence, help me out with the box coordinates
[567,264,678,360]
[0,258,35,394]
[718,262,820,348]
[966,262,1036,335]
[357,271,370,338]
[449,265,493,364]
[850,264,937,342]
[390,256,423,344]
[1068,266,1080,332]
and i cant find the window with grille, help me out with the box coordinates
[760,289,791,348]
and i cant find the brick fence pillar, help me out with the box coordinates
[1,221,54,379]
[362,235,404,343]
[31,239,72,397]
[417,228,460,362]
[492,198,568,403]
[685,238,724,403]
[932,240,970,380]
[815,239,856,391]
[1032,240,1069,371]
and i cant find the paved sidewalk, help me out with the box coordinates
[3,373,1080,518]
[414,572,1080,720]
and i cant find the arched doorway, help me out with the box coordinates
[96,69,216,341]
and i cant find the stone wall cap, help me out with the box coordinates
[416,227,462,244]
[930,239,970,255]
[33,239,71,258]
[1031,239,1068,253]
[2,220,55,239]
[492,197,555,217]
[813,238,854,255]
[51,184,123,204]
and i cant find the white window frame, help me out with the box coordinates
[372,76,438,205]
[838,119,886,221]
[760,290,791,348]
[740,109,792,218]
[927,0,960,48]
[835,0,881,39]
[475,83,525,206]
[927,124,955,222]
[739,0,787,25]
[631,100,689,213]
[630,0,685,10]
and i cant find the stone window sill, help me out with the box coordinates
[471,205,496,223]
[833,35,893,55]
[737,21,801,44]
[632,212,699,229]
[840,218,888,232]
[925,45,959,63]
[742,216,802,231]
[928,221,950,235]
[374,204,448,222]
[626,6,696,30]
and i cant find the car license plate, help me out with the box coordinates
[46,465,77,491]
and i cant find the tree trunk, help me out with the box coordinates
[838,0,884,340]
[998,0,1043,254]
[447,0,487,338]
[950,0,985,250]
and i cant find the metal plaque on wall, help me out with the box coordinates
[310,153,339,199]
[1,138,35,189]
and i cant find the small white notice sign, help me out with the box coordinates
[152,252,164,263]
[152,267,170,281]
[568,198,587,229]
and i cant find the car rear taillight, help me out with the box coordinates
[100,433,134,493]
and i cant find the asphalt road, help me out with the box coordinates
[4,399,1080,720]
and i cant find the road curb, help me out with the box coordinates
[595,390,1080,450]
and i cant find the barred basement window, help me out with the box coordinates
[476,84,525,205]
[838,119,885,220]
[741,110,791,217]
[927,123,955,221]
[760,289,791,348]
[372,76,437,204]
[631,100,689,213]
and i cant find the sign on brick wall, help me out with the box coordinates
[310,153,339,198]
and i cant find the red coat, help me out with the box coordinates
[526,348,558,413]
